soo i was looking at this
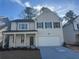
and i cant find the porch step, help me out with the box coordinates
[0,50,41,59]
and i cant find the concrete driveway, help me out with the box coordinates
[39,47,79,59]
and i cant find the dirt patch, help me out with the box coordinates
[66,45,79,52]
[0,50,41,59]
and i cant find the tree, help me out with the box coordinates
[64,10,77,23]
[19,7,37,19]
[22,7,37,19]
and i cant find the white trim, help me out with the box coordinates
[2,34,5,48]
[14,34,16,47]
[3,32,37,34]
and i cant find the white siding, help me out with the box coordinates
[29,22,35,30]
[11,22,17,30]
[38,37,61,46]
[0,27,7,42]
[63,23,76,44]
[35,8,64,46]
[11,22,35,30]
[73,17,79,30]
[9,35,14,48]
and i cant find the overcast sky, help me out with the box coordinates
[0,0,79,20]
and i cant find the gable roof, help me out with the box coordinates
[34,7,62,21]
[11,19,34,22]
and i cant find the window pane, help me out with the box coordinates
[37,22,43,28]
[53,22,60,28]
[45,22,52,28]
[19,24,27,30]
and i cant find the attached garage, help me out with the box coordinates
[38,37,61,46]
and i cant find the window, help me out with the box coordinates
[19,23,27,30]
[77,24,79,29]
[37,22,43,28]
[21,35,24,43]
[45,22,52,28]
[53,22,60,28]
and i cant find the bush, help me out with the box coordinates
[0,47,39,51]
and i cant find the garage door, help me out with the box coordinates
[38,37,61,46]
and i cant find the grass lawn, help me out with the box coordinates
[0,50,41,59]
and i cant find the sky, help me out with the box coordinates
[0,0,79,20]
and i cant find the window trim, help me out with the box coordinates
[18,23,28,30]
[53,22,60,28]
[37,22,43,29]
[45,22,52,29]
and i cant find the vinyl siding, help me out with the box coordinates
[63,23,76,44]
[11,22,35,30]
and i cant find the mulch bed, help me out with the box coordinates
[0,47,39,51]
[0,48,41,59]
[65,44,79,51]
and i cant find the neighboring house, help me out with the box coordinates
[63,16,79,45]
[2,7,64,48]
[0,16,9,47]
[0,26,8,47]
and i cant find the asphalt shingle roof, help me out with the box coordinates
[11,19,34,22]
[3,30,37,33]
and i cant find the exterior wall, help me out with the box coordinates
[0,27,7,43]
[9,34,36,48]
[29,22,35,30]
[11,22,17,30]
[35,9,64,46]
[73,22,78,30]
[63,16,79,45]
[73,17,79,30]
[63,23,76,44]
[11,22,35,30]
[9,35,14,47]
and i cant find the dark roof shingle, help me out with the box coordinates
[3,30,37,33]
[11,19,34,22]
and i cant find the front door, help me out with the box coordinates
[30,36,34,46]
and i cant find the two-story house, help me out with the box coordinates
[2,7,64,48]
[63,16,79,45]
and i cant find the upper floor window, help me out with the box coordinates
[77,24,79,29]
[53,22,60,28]
[19,23,27,30]
[45,22,52,28]
[37,22,43,28]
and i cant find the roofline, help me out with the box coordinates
[0,16,8,19]
[3,30,37,33]
[11,19,35,22]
